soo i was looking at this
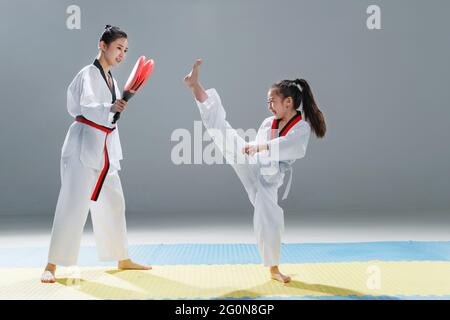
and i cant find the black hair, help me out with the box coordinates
[100,25,127,45]
[271,79,326,138]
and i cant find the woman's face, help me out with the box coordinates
[267,88,293,120]
[100,37,128,67]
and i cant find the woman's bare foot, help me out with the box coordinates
[118,259,152,270]
[270,266,291,283]
[41,263,56,283]
[183,59,203,88]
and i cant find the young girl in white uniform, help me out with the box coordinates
[41,26,150,283]
[184,60,326,282]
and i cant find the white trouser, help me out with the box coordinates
[47,152,129,266]
[198,91,284,267]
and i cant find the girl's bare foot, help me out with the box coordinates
[184,59,208,103]
[118,259,152,270]
[270,266,291,283]
[41,263,56,283]
[183,59,203,88]
[271,272,291,283]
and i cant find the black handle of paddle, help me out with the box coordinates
[112,91,134,124]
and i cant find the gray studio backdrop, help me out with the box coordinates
[1,0,449,224]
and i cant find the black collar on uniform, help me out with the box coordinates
[274,110,302,136]
[93,59,116,103]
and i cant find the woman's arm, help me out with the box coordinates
[76,69,127,126]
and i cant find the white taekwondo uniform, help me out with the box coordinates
[196,88,310,267]
[47,59,129,266]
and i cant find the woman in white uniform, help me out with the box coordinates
[184,60,326,282]
[41,26,150,283]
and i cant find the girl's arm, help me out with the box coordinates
[266,121,311,162]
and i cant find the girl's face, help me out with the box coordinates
[100,37,128,67]
[267,88,293,120]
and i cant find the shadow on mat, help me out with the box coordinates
[55,270,400,300]
[56,277,148,299]
[217,279,399,300]
[56,269,221,299]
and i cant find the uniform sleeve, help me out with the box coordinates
[266,121,311,162]
[66,73,82,117]
[79,70,114,126]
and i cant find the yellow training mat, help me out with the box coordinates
[1,262,450,299]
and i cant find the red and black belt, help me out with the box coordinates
[75,115,115,201]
